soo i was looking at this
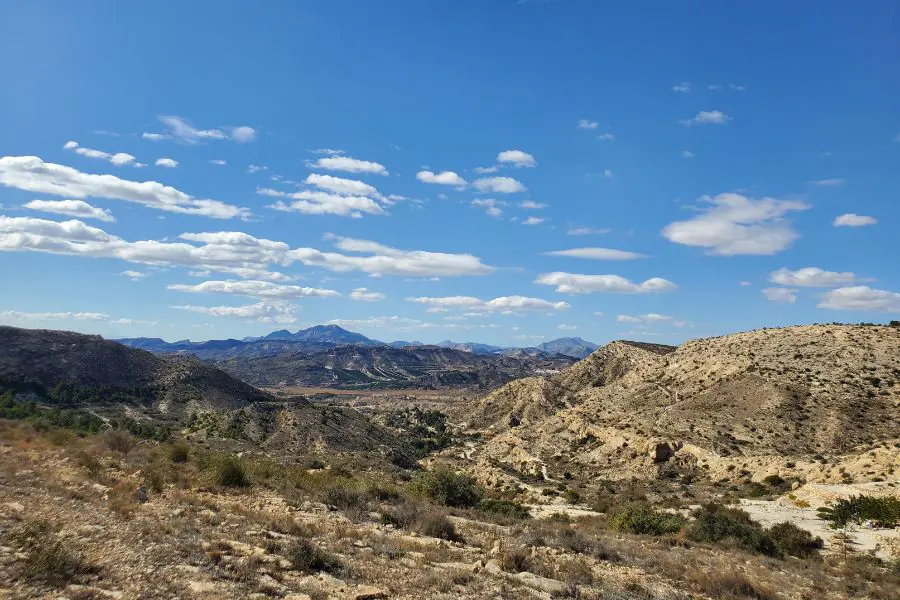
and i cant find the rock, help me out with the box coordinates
[188,581,217,593]
[284,595,313,600]
[5,502,24,513]
[353,586,388,599]
[650,442,676,463]
[514,572,566,594]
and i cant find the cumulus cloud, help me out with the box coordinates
[833,213,877,227]
[350,288,386,302]
[522,216,544,225]
[172,300,296,323]
[0,156,249,219]
[155,158,178,168]
[408,295,569,313]
[310,148,345,155]
[534,272,677,295]
[518,200,546,209]
[23,199,115,222]
[597,133,615,141]
[291,235,495,278]
[681,150,695,159]
[305,173,378,196]
[762,287,798,303]
[497,150,536,168]
[567,226,611,236]
[416,170,466,186]
[679,110,731,126]
[577,119,598,130]
[472,166,499,174]
[473,176,526,193]
[661,192,810,255]
[818,286,900,312]
[543,247,646,260]
[146,116,256,144]
[64,141,136,167]
[769,267,866,288]
[259,188,386,218]
[167,279,340,299]
[306,156,388,176]
[672,81,691,93]
[0,310,109,321]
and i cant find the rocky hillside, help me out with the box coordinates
[0,326,270,415]
[461,324,900,484]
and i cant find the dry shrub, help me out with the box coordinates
[108,480,139,517]
[499,547,532,573]
[103,429,135,455]
[688,569,776,600]
[287,538,343,574]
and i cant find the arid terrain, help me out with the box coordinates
[0,324,898,599]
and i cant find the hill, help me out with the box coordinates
[259,324,379,345]
[461,324,900,485]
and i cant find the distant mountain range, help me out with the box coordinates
[115,325,593,390]
[121,326,599,359]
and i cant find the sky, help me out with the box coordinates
[0,1,898,346]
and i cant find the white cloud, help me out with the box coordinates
[473,176,526,193]
[350,288,385,302]
[739,281,752,286]
[679,110,731,126]
[0,156,249,219]
[173,300,296,323]
[811,178,846,187]
[603,169,613,179]
[148,116,256,144]
[260,188,386,218]
[327,315,464,332]
[567,226,610,236]
[769,267,866,288]
[661,192,810,255]
[290,235,495,278]
[306,156,388,176]
[522,216,544,226]
[616,313,672,323]
[833,213,877,227]
[597,133,615,141]
[247,164,267,174]
[518,200,547,209]
[0,310,109,321]
[408,295,568,312]
[64,141,135,167]
[558,324,577,331]
[310,148,345,155]
[818,286,900,312]
[209,159,226,166]
[577,119,598,130]
[472,166,499,174]
[497,150,536,168]
[672,81,691,93]
[730,84,746,91]
[120,270,148,281]
[167,279,340,299]
[155,158,178,168]
[535,272,677,295]
[762,287,797,304]
[543,247,646,260]
[416,170,466,186]
[23,199,115,222]
[681,150,695,159]
[486,206,503,218]
[0,216,493,281]
[305,173,378,196]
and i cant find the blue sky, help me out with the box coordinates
[1,1,898,345]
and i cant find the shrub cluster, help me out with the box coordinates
[689,504,823,558]
[609,502,686,536]
[411,468,483,508]
[817,495,900,529]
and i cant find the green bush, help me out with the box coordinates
[411,468,483,508]
[323,486,367,511]
[477,498,531,520]
[287,539,342,574]
[609,502,686,536]
[689,504,777,555]
[817,495,900,529]
[207,454,249,488]
[767,521,823,558]
[417,512,460,541]
[169,442,190,463]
